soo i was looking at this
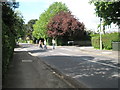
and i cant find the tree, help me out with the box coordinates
[2,3,25,40]
[2,1,25,75]
[14,11,25,39]
[90,1,120,26]
[47,11,85,39]
[26,19,37,40]
[33,2,69,39]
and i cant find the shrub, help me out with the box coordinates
[91,36,100,49]
[92,32,120,50]
[2,22,15,74]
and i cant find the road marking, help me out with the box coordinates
[102,52,112,54]
[59,53,71,56]
[28,52,40,56]
[83,58,120,69]
[60,48,72,51]
[22,60,33,62]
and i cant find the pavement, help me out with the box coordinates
[2,48,73,88]
[3,43,120,89]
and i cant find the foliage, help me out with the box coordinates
[33,2,69,39]
[2,22,15,74]
[14,11,25,39]
[2,2,25,75]
[2,3,25,39]
[92,32,120,50]
[90,1,120,26]
[47,11,85,39]
[91,36,100,49]
[25,19,37,40]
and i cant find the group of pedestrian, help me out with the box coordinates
[38,39,56,50]
[38,39,47,49]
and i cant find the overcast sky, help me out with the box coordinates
[16,0,100,31]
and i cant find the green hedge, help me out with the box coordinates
[92,32,120,50]
[92,36,100,49]
[2,22,16,74]
[18,39,27,43]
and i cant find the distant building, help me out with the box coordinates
[104,23,119,33]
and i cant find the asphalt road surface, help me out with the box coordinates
[9,43,119,88]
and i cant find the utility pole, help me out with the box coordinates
[100,18,102,50]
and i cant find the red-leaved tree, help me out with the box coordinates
[47,11,85,38]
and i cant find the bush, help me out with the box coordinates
[57,36,68,46]
[18,39,27,43]
[47,37,52,45]
[92,36,100,49]
[92,32,120,50]
[2,22,15,74]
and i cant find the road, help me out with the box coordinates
[15,43,119,88]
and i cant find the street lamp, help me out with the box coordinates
[100,17,102,50]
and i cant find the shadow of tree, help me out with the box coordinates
[41,55,119,88]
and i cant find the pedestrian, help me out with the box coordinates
[52,39,56,49]
[38,40,43,49]
[44,39,47,49]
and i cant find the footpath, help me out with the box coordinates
[2,46,73,88]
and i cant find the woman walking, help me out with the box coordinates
[38,40,43,49]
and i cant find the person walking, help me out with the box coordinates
[44,39,47,49]
[52,39,56,49]
[38,40,43,49]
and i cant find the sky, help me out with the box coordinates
[15,0,101,31]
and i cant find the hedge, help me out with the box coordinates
[2,22,15,75]
[91,32,120,50]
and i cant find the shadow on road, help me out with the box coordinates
[40,55,119,88]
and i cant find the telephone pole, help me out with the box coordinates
[100,18,102,50]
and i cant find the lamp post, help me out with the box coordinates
[100,18,102,50]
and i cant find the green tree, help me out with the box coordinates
[26,19,37,40]
[90,1,120,26]
[14,10,25,40]
[33,2,69,39]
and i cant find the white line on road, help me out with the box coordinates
[102,52,112,54]
[60,48,72,51]
[52,53,71,56]
[83,58,120,70]
[59,53,71,56]
[22,60,33,62]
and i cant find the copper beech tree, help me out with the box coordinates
[47,11,85,39]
